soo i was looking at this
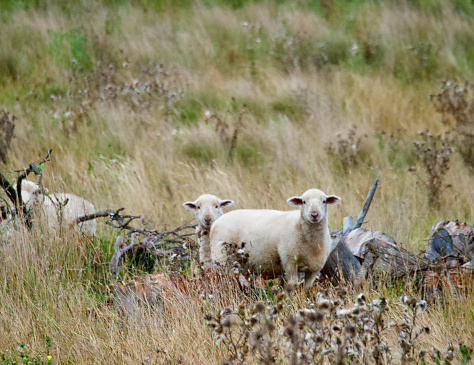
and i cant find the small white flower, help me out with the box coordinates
[336,308,352,317]
[416,300,427,315]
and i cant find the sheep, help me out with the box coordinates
[27,191,97,235]
[209,189,341,290]
[12,180,48,206]
[183,194,234,268]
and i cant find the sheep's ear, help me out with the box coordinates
[325,195,341,205]
[183,202,197,210]
[287,196,304,207]
[219,199,234,208]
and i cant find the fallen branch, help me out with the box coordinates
[92,207,197,279]
[321,175,381,282]
[0,149,52,226]
[110,235,139,279]
[73,209,116,225]
[354,173,381,229]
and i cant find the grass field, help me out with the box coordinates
[0,0,473,363]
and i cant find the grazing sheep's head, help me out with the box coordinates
[183,194,234,229]
[13,180,48,205]
[287,189,340,224]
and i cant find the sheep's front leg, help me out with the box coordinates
[283,261,301,287]
[197,227,212,269]
[303,271,320,290]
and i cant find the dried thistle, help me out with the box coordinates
[410,131,452,210]
[0,111,15,164]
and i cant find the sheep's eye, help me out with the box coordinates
[215,205,218,209]
[323,199,327,204]
[303,200,306,205]
[197,206,201,210]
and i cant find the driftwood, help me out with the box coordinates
[321,175,381,282]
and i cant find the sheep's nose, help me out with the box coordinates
[311,213,319,221]
[204,218,212,225]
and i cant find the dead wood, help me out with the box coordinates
[356,238,430,281]
[104,207,197,279]
[353,174,381,229]
[346,228,396,257]
[0,149,52,226]
[321,175,381,282]
[426,220,474,262]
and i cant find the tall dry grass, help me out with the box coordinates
[0,0,474,362]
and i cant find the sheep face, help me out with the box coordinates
[183,194,234,229]
[287,189,340,224]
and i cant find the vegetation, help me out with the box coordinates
[1,0,474,363]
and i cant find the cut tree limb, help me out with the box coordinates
[321,175,381,282]
[354,174,381,229]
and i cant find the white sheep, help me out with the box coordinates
[12,180,48,206]
[209,189,341,290]
[183,194,234,268]
[27,191,97,235]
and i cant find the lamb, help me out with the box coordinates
[183,194,234,268]
[27,191,97,235]
[209,189,341,290]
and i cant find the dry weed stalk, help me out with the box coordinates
[55,62,184,135]
[206,287,456,365]
[325,125,367,173]
[410,131,452,210]
[204,102,245,164]
[0,110,15,164]
[429,80,474,171]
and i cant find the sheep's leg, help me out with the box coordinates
[197,227,212,269]
[303,271,320,290]
[283,262,300,287]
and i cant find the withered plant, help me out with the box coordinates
[204,102,246,164]
[410,131,452,210]
[0,110,15,164]
[206,288,451,365]
[429,81,474,171]
[325,125,367,173]
[55,62,184,136]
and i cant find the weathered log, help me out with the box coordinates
[427,220,474,261]
[357,238,430,280]
[321,230,362,282]
[346,228,396,257]
[425,228,453,261]
[321,175,381,282]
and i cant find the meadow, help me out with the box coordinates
[0,0,473,363]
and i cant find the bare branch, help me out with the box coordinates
[354,174,381,229]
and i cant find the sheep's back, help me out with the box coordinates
[210,209,299,275]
